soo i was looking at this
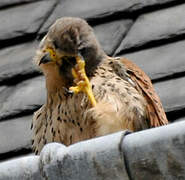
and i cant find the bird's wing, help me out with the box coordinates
[119,57,168,127]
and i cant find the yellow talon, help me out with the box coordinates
[42,47,96,107]
[69,55,97,107]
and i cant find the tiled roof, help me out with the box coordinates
[0,121,185,179]
[0,0,185,178]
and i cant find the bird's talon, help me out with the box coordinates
[69,86,81,94]
[63,87,74,96]
[70,55,97,106]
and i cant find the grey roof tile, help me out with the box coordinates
[0,76,45,120]
[123,121,185,179]
[0,0,57,43]
[0,0,44,8]
[0,156,41,179]
[0,86,13,110]
[0,116,32,155]
[115,3,185,54]
[0,121,185,179]
[122,40,185,80]
[154,76,185,112]
[39,0,179,34]
[0,42,40,84]
[94,19,133,55]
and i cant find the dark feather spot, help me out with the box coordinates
[100,75,106,78]
[80,127,83,132]
[58,93,62,100]
[49,98,53,106]
[77,122,80,126]
[127,90,132,95]
[134,96,139,101]
[30,123,33,130]
[35,128,40,134]
[125,87,129,91]
[57,116,62,121]
[64,119,67,123]
[72,120,75,125]
[153,99,158,104]
[70,135,72,144]
[99,67,106,71]
[35,150,38,155]
[36,113,41,119]
[108,69,113,73]
[58,104,61,110]
[31,139,34,145]
[38,137,41,144]
[144,85,149,89]
[125,101,129,105]
[116,77,121,81]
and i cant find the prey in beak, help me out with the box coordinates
[41,47,97,107]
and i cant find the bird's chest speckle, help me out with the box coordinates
[47,60,147,145]
[47,91,93,145]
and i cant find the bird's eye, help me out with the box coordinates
[53,40,59,49]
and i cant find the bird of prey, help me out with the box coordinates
[32,17,168,154]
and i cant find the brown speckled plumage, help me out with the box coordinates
[32,17,168,154]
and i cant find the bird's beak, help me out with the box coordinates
[39,47,62,66]
[39,52,52,65]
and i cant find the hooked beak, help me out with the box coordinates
[39,52,52,65]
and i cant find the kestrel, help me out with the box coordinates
[32,17,168,154]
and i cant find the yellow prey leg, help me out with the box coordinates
[69,56,97,107]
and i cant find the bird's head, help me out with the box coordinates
[34,17,106,86]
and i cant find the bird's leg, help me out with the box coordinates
[69,55,97,107]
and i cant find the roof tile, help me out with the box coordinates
[39,0,179,34]
[0,116,32,155]
[0,0,57,43]
[154,76,185,112]
[122,40,185,80]
[0,42,39,84]
[116,3,185,54]
[94,19,133,55]
[0,76,45,120]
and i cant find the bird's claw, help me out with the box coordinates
[69,55,97,107]
[63,87,74,96]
